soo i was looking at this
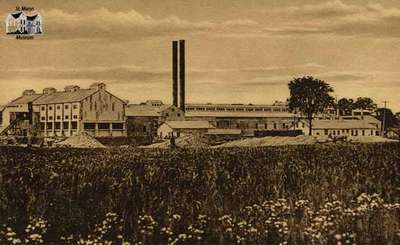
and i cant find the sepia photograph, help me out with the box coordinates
[0,0,399,244]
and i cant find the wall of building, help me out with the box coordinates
[81,90,125,122]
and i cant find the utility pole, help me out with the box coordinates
[382,101,388,135]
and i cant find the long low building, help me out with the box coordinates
[296,119,379,137]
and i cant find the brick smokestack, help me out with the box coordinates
[172,41,178,107]
[179,40,185,112]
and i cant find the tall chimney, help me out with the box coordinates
[179,40,185,112]
[172,41,178,107]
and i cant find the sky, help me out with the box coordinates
[0,0,399,112]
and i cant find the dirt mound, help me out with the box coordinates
[215,135,318,147]
[55,133,106,148]
[142,134,209,149]
[215,135,396,147]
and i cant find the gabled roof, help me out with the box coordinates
[33,89,97,105]
[164,120,214,129]
[185,111,293,118]
[309,120,377,130]
[7,94,43,106]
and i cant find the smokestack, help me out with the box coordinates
[179,40,185,112]
[172,41,178,107]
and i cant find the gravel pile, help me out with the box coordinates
[55,133,106,148]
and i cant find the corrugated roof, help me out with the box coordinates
[185,111,294,118]
[33,89,97,105]
[126,104,178,117]
[206,129,242,135]
[311,120,377,129]
[7,94,43,106]
[126,105,159,117]
[164,120,214,129]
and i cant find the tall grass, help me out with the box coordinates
[0,143,399,244]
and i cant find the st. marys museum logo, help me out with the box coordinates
[5,6,43,39]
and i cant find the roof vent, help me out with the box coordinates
[90,82,106,90]
[43,87,57,94]
[64,85,80,92]
[22,89,36,96]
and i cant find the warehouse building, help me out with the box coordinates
[157,120,214,138]
[0,83,127,138]
[295,119,379,137]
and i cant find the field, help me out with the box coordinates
[0,143,399,244]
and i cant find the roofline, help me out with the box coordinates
[32,89,98,105]
[104,90,127,105]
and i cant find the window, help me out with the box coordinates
[84,123,95,130]
[177,113,181,117]
[57,105,61,110]
[65,115,69,120]
[48,116,53,120]
[41,116,45,121]
[98,123,110,130]
[165,113,169,117]
[71,122,77,129]
[73,115,78,119]
[171,108,175,112]
[47,123,53,130]
[273,123,277,129]
[56,116,60,120]
[41,106,45,111]
[112,123,124,130]
[65,105,69,109]
[333,130,336,136]
[55,122,61,130]
[40,123,45,130]
[112,103,115,111]
[362,130,365,136]
[49,106,53,110]
[63,122,69,129]
[73,104,78,109]
[324,129,329,135]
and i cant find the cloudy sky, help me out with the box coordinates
[1,0,399,111]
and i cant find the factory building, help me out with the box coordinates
[0,83,127,138]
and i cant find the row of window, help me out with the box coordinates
[41,122,124,130]
[41,115,78,121]
[41,122,78,130]
[321,129,375,136]
[186,107,288,112]
[41,104,78,111]
[83,123,124,130]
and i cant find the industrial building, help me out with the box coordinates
[0,83,127,138]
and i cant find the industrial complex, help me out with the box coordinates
[0,40,383,144]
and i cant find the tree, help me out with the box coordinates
[353,97,377,113]
[337,98,354,116]
[288,76,335,136]
[376,108,399,131]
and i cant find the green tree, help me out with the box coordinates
[288,76,335,136]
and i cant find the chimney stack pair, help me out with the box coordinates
[172,40,185,112]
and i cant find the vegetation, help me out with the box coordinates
[288,76,335,135]
[0,143,399,244]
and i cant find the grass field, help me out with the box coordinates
[0,143,399,244]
